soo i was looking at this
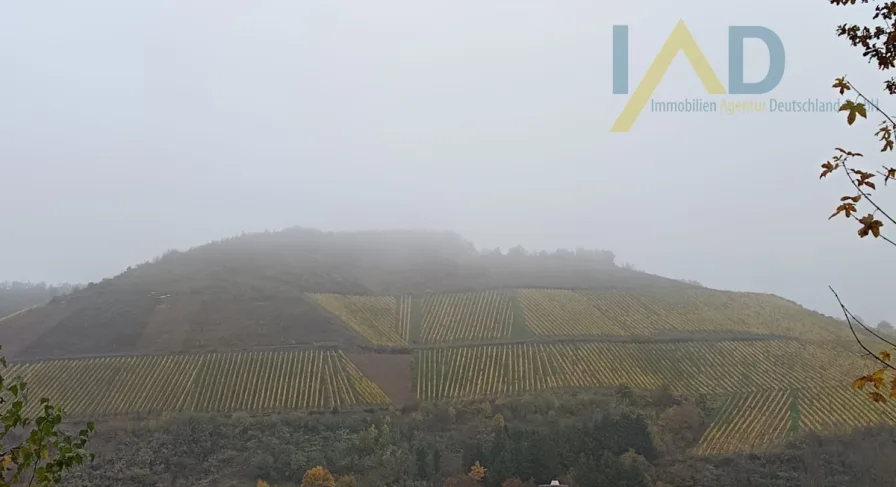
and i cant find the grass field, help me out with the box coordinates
[5,349,389,417]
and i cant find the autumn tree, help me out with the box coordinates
[619,450,656,486]
[820,0,896,403]
[0,346,94,486]
[334,474,357,487]
[469,461,487,482]
[492,413,505,430]
[301,466,336,487]
[652,401,705,457]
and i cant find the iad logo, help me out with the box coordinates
[611,20,785,132]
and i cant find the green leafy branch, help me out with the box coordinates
[0,347,94,486]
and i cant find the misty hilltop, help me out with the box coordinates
[107,227,682,294]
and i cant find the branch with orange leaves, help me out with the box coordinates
[822,77,896,245]
[822,153,896,246]
[831,287,896,403]
[835,145,896,227]
[821,152,896,245]
[822,76,896,404]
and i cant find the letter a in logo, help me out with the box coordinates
[611,20,725,132]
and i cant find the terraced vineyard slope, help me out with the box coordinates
[5,228,884,459]
[5,349,390,417]
[309,288,848,351]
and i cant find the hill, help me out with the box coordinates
[0,227,693,360]
[1,227,887,457]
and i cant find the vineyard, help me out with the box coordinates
[5,349,390,417]
[695,385,896,454]
[5,337,895,454]
[413,340,896,454]
[517,288,847,340]
[310,294,407,346]
[517,289,628,336]
[695,390,794,455]
[420,290,514,344]
[798,385,896,432]
[398,295,413,343]
[309,289,847,349]
[1,286,881,456]
[310,291,517,345]
[413,340,875,400]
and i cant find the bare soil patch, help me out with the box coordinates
[182,295,364,352]
[347,352,415,407]
[136,295,201,353]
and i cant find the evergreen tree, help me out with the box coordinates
[432,447,442,479]
[414,445,430,480]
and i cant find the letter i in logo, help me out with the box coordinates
[613,25,629,95]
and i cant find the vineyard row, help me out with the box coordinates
[311,289,849,347]
[5,349,390,417]
[697,386,896,455]
[413,340,876,400]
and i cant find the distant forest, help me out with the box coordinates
[147,228,618,266]
[62,388,896,487]
[70,228,660,297]
[0,281,81,318]
[475,244,616,264]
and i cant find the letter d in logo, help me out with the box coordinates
[728,26,785,94]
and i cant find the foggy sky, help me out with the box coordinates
[1,0,894,322]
